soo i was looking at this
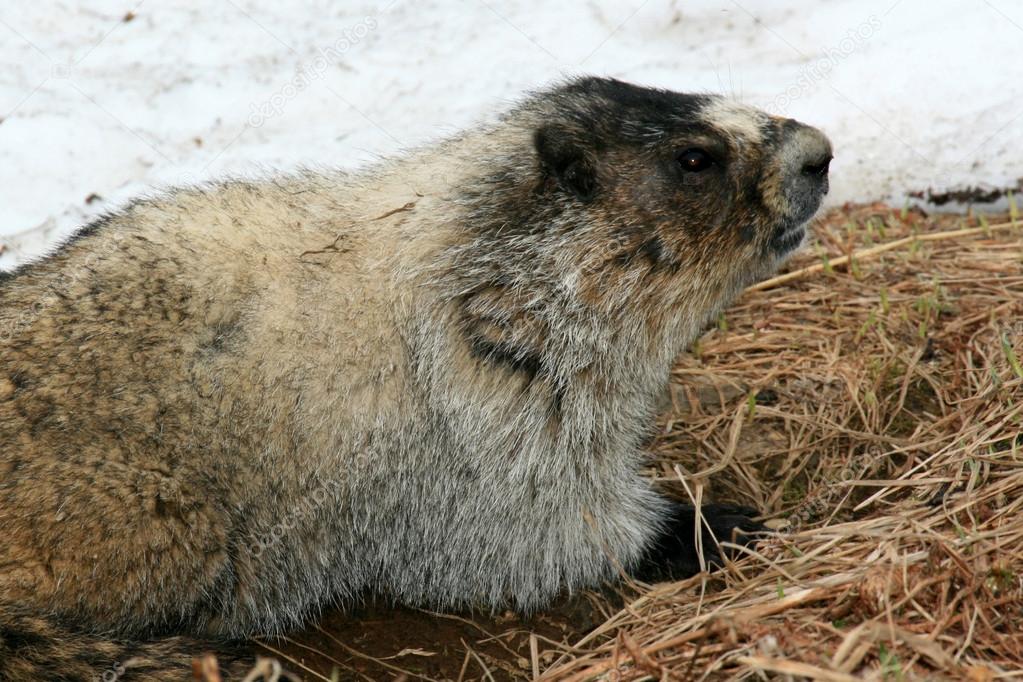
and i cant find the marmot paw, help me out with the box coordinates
[633,503,766,582]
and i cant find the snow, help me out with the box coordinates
[2,0,1021,268]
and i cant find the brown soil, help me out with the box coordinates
[250,594,611,681]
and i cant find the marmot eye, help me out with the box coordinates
[677,148,714,172]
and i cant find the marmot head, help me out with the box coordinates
[446,77,832,368]
[464,77,831,315]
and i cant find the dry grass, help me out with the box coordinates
[535,203,1023,681]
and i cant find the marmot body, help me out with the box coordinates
[0,77,831,679]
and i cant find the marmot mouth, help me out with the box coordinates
[769,222,807,256]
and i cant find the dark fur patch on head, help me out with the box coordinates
[534,126,598,202]
[558,77,711,132]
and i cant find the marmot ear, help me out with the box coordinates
[533,126,598,202]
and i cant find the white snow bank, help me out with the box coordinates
[2,0,1021,267]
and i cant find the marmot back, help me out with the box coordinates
[0,76,831,680]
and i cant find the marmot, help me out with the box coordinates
[0,77,831,679]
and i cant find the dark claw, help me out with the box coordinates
[633,503,766,582]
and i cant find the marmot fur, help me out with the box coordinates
[0,77,831,679]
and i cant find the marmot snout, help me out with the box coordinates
[0,77,830,679]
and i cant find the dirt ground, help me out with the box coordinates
[257,595,604,681]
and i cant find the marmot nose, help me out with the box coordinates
[781,121,832,221]
[801,155,831,180]
[786,123,831,187]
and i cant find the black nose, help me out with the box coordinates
[801,155,831,180]
[788,124,831,188]
[782,122,832,222]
